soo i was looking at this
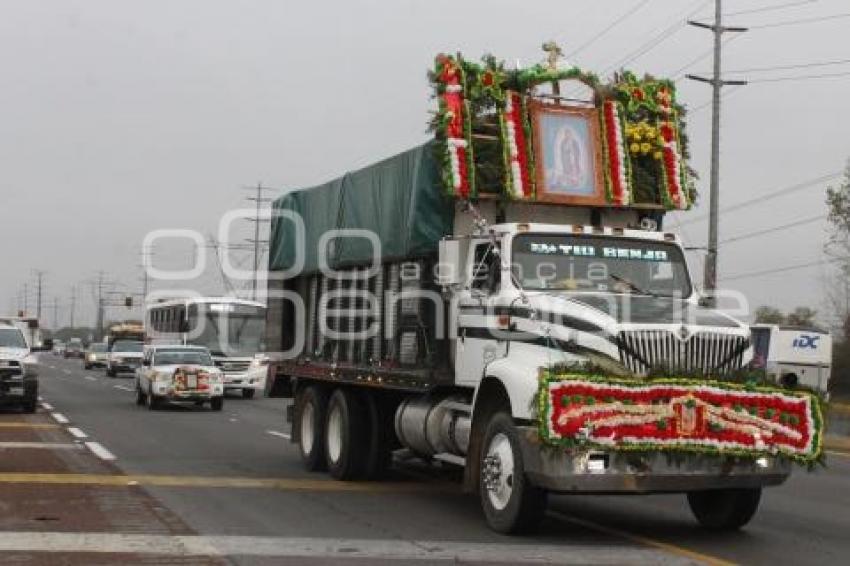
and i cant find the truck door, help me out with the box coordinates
[455,240,507,386]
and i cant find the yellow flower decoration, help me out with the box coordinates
[640,143,651,154]
[630,142,641,154]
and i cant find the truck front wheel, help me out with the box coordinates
[324,388,369,480]
[296,385,328,472]
[479,412,547,534]
[687,488,762,531]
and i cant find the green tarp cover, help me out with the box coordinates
[269,143,454,275]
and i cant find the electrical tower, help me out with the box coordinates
[246,183,273,301]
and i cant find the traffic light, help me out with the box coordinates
[125,296,133,308]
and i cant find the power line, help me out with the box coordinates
[724,57,850,74]
[689,83,746,114]
[563,0,653,59]
[679,171,843,226]
[748,11,850,29]
[595,0,712,76]
[746,70,850,83]
[723,0,818,18]
[720,214,826,244]
[721,257,838,282]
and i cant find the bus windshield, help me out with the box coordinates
[511,233,692,298]
[189,303,266,356]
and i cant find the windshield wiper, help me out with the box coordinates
[609,274,658,297]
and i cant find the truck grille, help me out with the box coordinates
[616,330,749,376]
[0,360,23,379]
[216,360,251,373]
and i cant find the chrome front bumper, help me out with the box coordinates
[517,426,791,494]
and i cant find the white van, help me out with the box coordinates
[750,324,832,395]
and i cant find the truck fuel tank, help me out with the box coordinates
[394,396,471,458]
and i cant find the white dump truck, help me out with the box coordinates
[264,53,823,534]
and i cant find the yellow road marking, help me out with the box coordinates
[0,473,455,493]
[547,510,737,566]
[826,449,850,459]
[0,423,60,429]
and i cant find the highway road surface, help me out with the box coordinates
[1,355,848,565]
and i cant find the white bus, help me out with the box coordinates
[145,297,268,398]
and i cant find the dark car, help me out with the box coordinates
[64,342,84,359]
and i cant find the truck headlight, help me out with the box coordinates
[22,355,39,377]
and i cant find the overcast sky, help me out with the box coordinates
[1,0,848,329]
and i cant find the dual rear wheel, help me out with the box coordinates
[295,385,392,481]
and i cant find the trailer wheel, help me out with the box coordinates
[295,385,328,472]
[479,412,547,534]
[687,488,762,531]
[324,388,369,480]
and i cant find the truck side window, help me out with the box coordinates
[471,242,501,293]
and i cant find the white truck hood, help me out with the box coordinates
[516,292,751,376]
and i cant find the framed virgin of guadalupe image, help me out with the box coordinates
[530,101,606,205]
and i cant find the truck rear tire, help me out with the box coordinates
[363,394,394,480]
[479,412,547,534]
[324,388,369,480]
[687,488,762,531]
[242,388,255,399]
[210,396,224,411]
[296,385,328,472]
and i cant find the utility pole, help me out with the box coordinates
[34,270,45,320]
[69,285,77,328]
[246,183,273,301]
[52,297,59,330]
[686,0,747,306]
[22,283,28,314]
[140,246,153,306]
[95,271,106,340]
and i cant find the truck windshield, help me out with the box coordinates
[0,328,27,349]
[511,233,692,297]
[155,350,213,366]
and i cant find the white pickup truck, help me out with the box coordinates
[0,322,40,412]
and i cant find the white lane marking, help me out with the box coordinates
[113,385,134,392]
[85,442,117,461]
[266,430,291,440]
[41,402,54,410]
[0,442,81,450]
[0,533,684,563]
[51,413,69,424]
[84,375,97,381]
[61,369,72,375]
[67,427,88,439]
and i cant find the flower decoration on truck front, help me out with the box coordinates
[538,371,824,464]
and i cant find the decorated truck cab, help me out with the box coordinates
[265,48,823,534]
